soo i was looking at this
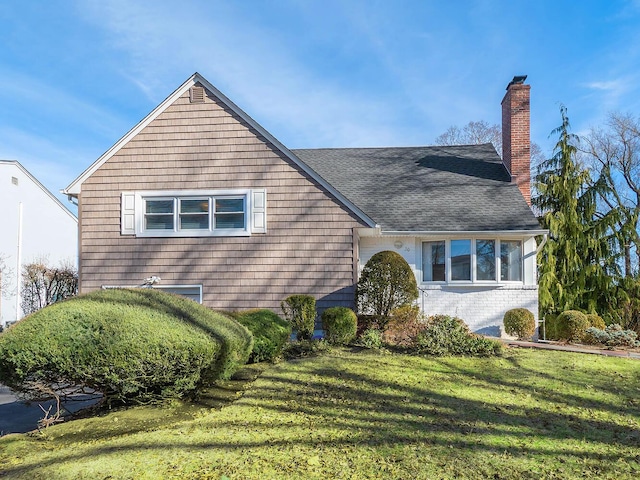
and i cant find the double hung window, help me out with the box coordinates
[144,195,246,234]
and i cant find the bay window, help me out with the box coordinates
[421,238,522,283]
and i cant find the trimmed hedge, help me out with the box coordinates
[231,309,291,363]
[0,289,253,403]
[503,308,536,340]
[356,250,418,316]
[321,307,357,345]
[556,310,590,342]
[586,313,606,330]
[281,295,316,341]
[415,315,503,357]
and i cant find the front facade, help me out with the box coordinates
[0,161,78,326]
[65,73,544,335]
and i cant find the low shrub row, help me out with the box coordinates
[544,310,609,343]
[230,309,291,363]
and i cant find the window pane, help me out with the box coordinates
[146,199,173,214]
[476,240,496,281]
[180,214,209,230]
[501,241,522,281]
[215,213,245,229]
[422,241,445,281]
[451,239,471,281]
[145,215,174,230]
[180,199,209,214]
[216,198,244,213]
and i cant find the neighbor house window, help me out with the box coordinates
[421,238,523,283]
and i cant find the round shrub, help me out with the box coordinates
[356,250,418,316]
[281,294,316,341]
[321,307,357,345]
[556,310,590,342]
[231,309,291,363]
[0,288,253,404]
[586,313,606,330]
[503,308,536,340]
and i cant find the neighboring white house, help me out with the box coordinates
[0,161,78,327]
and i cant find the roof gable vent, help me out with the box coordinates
[190,86,205,103]
[11,176,18,186]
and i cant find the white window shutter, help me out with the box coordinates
[251,189,267,234]
[121,192,136,235]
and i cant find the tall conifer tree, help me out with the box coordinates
[534,106,618,317]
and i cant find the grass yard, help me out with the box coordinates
[1,348,639,479]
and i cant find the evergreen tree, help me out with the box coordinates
[534,106,618,317]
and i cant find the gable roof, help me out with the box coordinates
[293,144,543,233]
[62,73,376,228]
[0,160,77,222]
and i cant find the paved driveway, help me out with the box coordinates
[0,384,100,435]
[0,384,48,434]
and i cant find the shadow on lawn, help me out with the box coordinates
[2,349,640,478]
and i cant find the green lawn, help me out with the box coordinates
[1,348,639,479]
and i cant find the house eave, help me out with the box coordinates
[357,228,548,237]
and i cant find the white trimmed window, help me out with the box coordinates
[121,189,266,237]
[421,239,522,283]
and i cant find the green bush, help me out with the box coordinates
[0,289,252,404]
[382,305,427,348]
[556,310,590,342]
[357,328,384,349]
[586,313,606,330]
[542,313,559,340]
[321,307,357,345]
[414,315,503,357]
[281,295,316,341]
[231,309,291,363]
[282,339,330,359]
[583,324,640,348]
[503,308,536,340]
[356,314,388,336]
[356,250,418,316]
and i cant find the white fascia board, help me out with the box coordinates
[1,160,77,222]
[63,74,201,197]
[62,73,376,228]
[358,228,548,237]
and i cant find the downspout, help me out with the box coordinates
[15,202,23,322]
[535,233,548,256]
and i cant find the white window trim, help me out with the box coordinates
[133,189,253,237]
[420,237,524,285]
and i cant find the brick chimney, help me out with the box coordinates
[501,75,531,205]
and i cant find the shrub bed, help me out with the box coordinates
[0,288,253,403]
[230,309,291,363]
[321,307,357,345]
[382,305,426,348]
[414,315,502,357]
[583,324,640,348]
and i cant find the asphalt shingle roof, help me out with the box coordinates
[292,143,541,232]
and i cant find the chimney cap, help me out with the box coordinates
[507,75,527,89]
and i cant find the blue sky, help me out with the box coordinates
[1,0,640,210]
